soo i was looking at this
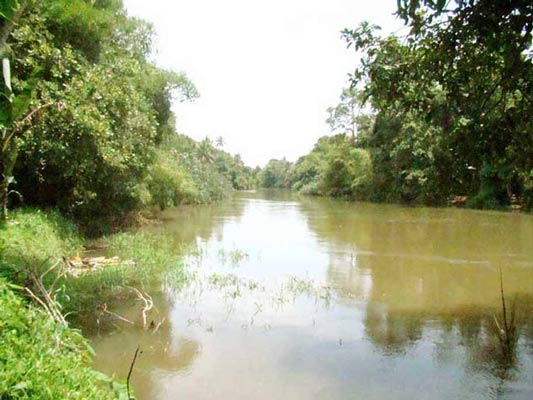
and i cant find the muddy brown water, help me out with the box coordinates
[90,190,533,399]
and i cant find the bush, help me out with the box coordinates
[146,149,198,210]
[9,3,198,223]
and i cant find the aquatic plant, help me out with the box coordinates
[493,269,518,360]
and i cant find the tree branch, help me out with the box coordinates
[1,101,54,152]
[0,1,28,54]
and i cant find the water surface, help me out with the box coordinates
[91,190,533,399]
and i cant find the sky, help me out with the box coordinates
[123,0,404,167]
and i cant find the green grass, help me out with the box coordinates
[0,208,187,320]
[0,208,82,283]
[0,208,189,398]
[62,231,188,321]
[0,279,126,399]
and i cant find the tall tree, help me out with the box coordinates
[326,87,361,138]
[341,1,533,207]
[0,0,34,220]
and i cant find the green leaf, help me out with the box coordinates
[436,0,446,12]
[0,107,9,124]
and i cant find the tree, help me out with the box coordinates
[197,138,215,164]
[259,159,292,188]
[2,0,200,222]
[341,1,533,207]
[326,87,361,138]
[0,0,36,221]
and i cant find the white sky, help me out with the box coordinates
[123,0,404,167]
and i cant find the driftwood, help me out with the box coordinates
[128,287,154,330]
[64,255,135,276]
[96,303,134,325]
[83,243,110,252]
[127,346,142,400]
[450,195,468,207]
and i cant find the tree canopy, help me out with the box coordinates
[0,0,255,225]
[336,0,533,208]
[258,1,532,211]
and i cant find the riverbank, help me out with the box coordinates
[258,135,531,213]
[0,208,188,399]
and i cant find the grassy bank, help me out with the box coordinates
[0,279,125,399]
[0,208,187,399]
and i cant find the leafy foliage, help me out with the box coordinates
[339,1,533,208]
[259,135,372,199]
[259,158,293,189]
[326,87,364,138]
[0,0,250,224]
[289,135,372,197]
[0,278,125,399]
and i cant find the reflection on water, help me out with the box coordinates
[91,190,533,399]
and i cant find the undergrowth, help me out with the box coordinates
[0,279,127,399]
[0,208,188,398]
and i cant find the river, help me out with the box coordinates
[90,190,533,399]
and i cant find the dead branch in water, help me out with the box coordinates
[127,346,141,400]
[151,317,166,335]
[128,287,154,329]
[96,303,134,325]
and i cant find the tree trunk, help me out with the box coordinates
[0,179,7,221]
[0,139,18,221]
[0,1,38,221]
[0,1,28,53]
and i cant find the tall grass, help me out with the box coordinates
[0,279,126,399]
[1,208,187,321]
[62,231,188,321]
[0,208,190,398]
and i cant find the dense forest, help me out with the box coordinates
[0,0,256,230]
[260,0,533,212]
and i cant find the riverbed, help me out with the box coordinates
[90,190,533,399]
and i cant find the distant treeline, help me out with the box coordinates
[1,0,256,226]
[260,1,532,211]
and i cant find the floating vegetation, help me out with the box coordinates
[170,253,336,333]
